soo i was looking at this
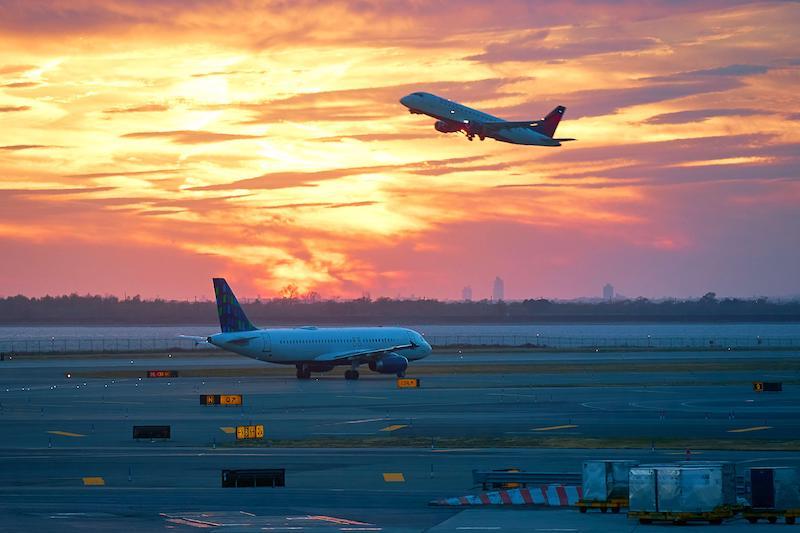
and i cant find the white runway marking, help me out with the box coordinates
[341,418,388,425]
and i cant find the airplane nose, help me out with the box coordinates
[399,95,409,106]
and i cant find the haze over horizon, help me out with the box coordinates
[1,1,798,301]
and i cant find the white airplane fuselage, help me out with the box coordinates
[400,92,564,146]
[209,326,431,365]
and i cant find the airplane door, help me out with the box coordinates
[261,333,272,357]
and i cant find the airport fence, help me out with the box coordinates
[0,335,798,355]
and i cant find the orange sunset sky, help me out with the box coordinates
[1,0,799,300]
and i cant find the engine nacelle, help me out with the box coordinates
[368,354,409,374]
[434,120,461,133]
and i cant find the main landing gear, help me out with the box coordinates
[295,364,311,380]
[344,369,360,380]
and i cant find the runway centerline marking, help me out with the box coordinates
[379,424,407,432]
[48,430,85,437]
[219,427,235,434]
[382,472,405,482]
[82,477,105,486]
[532,424,578,432]
[727,426,773,433]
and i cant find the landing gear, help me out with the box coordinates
[295,364,311,379]
[396,371,406,378]
[344,370,360,380]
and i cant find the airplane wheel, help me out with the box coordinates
[345,370,359,380]
[296,367,311,379]
[397,371,406,378]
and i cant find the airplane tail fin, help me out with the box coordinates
[212,278,257,333]
[533,106,566,138]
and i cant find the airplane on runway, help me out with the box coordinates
[399,91,575,146]
[181,278,432,380]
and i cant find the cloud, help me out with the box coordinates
[2,82,39,88]
[495,77,745,119]
[315,133,431,142]
[190,165,396,191]
[121,130,261,144]
[0,64,36,75]
[234,77,530,124]
[644,108,761,124]
[645,64,771,82]
[468,34,660,63]
[65,168,181,179]
[327,201,377,209]
[104,103,169,113]
[0,105,31,112]
[191,156,491,191]
[0,144,50,150]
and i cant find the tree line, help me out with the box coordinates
[0,292,798,324]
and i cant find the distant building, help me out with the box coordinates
[603,283,614,301]
[462,285,472,301]
[492,276,505,302]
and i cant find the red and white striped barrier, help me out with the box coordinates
[431,485,583,507]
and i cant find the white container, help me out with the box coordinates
[582,460,638,502]
[628,464,735,513]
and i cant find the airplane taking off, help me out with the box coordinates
[182,278,432,380]
[399,92,575,146]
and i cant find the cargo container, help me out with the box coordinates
[582,460,638,501]
[628,464,737,524]
[578,460,637,513]
[743,467,800,524]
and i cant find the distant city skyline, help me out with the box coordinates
[1,2,798,300]
[492,277,505,302]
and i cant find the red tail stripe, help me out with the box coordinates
[556,485,568,506]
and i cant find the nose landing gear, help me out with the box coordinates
[344,369,360,380]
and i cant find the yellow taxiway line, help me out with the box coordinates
[48,430,85,437]
[727,426,772,433]
[379,424,408,432]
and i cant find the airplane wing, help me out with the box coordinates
[313,342,416,362]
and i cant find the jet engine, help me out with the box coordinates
[368,354,409,374]
[434,120,461,133]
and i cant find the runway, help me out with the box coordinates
[1,349,798,531]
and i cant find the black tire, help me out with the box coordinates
[747,517,758,524]
[786,517,796,525]
[612,507,620,514]
[345,370,359,380]
[710,518,722,525]
[768,517,777,524]
[600,507,607,513]
[639,519,652,525]
[579,507,587,513]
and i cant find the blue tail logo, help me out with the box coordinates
[212,278,257,333]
